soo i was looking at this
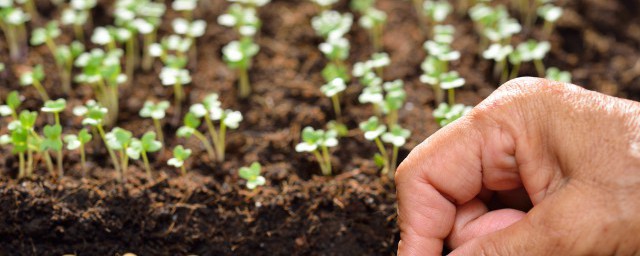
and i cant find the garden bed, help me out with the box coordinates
[0,0,639,255]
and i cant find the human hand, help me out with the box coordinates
[396,77,640,255]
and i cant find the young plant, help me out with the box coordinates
[320,78,347,121]
[105,127,133,181]
[439,71,465,105]
[168,145,192,175]
[177,112,216,160]
[127,131,162,180]
[172,18,206,59]
[310,0,339,11]
[483,43,514,84]
[41,98,67,177]
[0,4,30,60]
[380,79,407,126]
[64,129,92,177]
[0,90,21,119]
[133,1,166,71]
[30,21,61,61]
[60,0,98,42]
[172,0,198,20]
[295,126,338,176]
[351,0,386,52]
[422,0,452,35]
[311,10,353,41]
[420,39,460,104]
[239,162,265,189]
[546,67,571,83]
[433,102,473,127]
[15,110,55,178]
[222,37,260,98]
[189,94,243,161]
[19,64,49,101]
[515,39,551,77]
[359,116,389,174]
[159,56,191,120]
[218,3,262,38]
[139,100,170,143]
[537,4,562,38]
[73,100,122,180]
[319,36,351,83]
[53,41,85,94]
[380,125,410,178]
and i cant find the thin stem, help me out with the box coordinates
[331,95,342,122]
[387,110,398,127]
[26,149,33,178]
[321,145,332,176]
[44,151,55,177]
[509,63,521,80]
[180,165,187,176]
[172,81,184,125]
[7,25,20,60]
[18,152,25,179]
[448,88,455,105]
[32,80,50,101]
[433,83,444,105]
[389,146,399,179]
[374,137,389,174]
[216,123,227,162]
[153,118,164,144]
[121,150,129,174]
[312,150,328,176]
[500,60,510,84]
[126,37,136,83]
[57,150,63,179]
[203,115,221,147]
[74,23,85,43]
[193,130,216,160]
[238,67,251,98]
[534,59,545,77]
[96,125,122,181]
[80,145,86,178]
[141,32,156,71]
[141,151,152,180]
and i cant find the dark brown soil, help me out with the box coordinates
[0,0,638,255]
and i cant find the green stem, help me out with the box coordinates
[433,83,444,105]
[44,151,55,177]
[203,115,221,146]
[80,145,86,178]
[97,125,122,181]
[331,95,342,122]
[448,88,455,105]
[32,80,50,101]
[389,146,399,179]
[57,150,63,179]
[6,26,20,60]
[74,23,85,43]
[26,149,33,178]
[180,165,187,176]
[141,32,156,71]
[153,118,164,144]
[238,67,251,98]
[509,63,521,80]
[312,150,328,176]
[321,145,332,176]
[216,123,226,162]
[173,81,184,124]
[18,152,25,179]
[374,137,389,174]
[141,151,152,180]
[387,110,398,127]
[534,59,545,77]
[126,37,136,83]
[193,130,216,160]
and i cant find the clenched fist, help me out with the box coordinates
[396,77,640,255]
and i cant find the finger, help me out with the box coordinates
[446,199,526,249]
[396,120,484,255]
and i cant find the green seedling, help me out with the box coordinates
[470,4,520,51]
[239,162,265,189]
[53,41,85,93]
[139,100,170,143]
[172,18,206,58]
[159,57,191,119]
[538,4,562,38]
[135,2,166,70]
[433,102,473,127]
[218,3,262,38]
[515,39,551,77]
[319,36,350,83]
[127,131,162,180]
[439,71,465,105]
[177,112,216,160]
[61,0,98,42]
[311,10,353,40]
[168,145,192,175]
[422,0,452,35]
[189,94,243,161]
[172,0,198,19]
[149,35,193,61]
[320,78,347,121]
[73,100,122,179]
[358,6,386,52]
[0,90,21,119]
[483,43,513,83]
[64,129,92,177]
[546,67,571,83]
[19,64,48,101]
[16,110,55,178]
[41,98,67,177]
[310,0,339,11]
[380,80,406,126]
[31,22,63,84]
[0,4,30,60]
[295,126,338,176]
[380,124,410,178]
[433,24,455,44]
[359,116,389,174]
[222,37,260,98]
[105,127,133,181]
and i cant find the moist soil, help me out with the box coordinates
[0,0,639,255]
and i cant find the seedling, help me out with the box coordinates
[130,0,166,71]
[546,67,571,83]
[358,6,386,52]
[168,145,192,175]
[0,4,30,60]
[483,43,513,83]
[239,162,265,189]
[422,0,452,35]
[127,131,162,180]
[0,91,22,119]
[218,3,262,38]
[433,102,472,127]
[64,129,92,177]
[380,80,406,126]
[295,126,338,176]
[359,116,389,174]
[310,0,339,11]
[105,127,133,180]
[470,4,520,52]
[380,125,410,178]
[222,37,260,98]
[159,57,191,119]
[41,98,67,177]
[433,25,455,44]
[320,78,347,121]
[177,112,216,160]
[515,39,551,76]
[172,18,206,57]
[189,94,243,161]
[61,0,98,42]
[19,64,48,101]
[311,10,353,40]
[139,100,170,143]
[30,22,62,79]
[538,4,562,38]
[73,100,122,180]
[319,36,350,83]
[53,41,85,93]
[172,0,197,20]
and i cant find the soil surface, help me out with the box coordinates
[0,0,638,255]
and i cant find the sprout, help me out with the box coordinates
[516,40,551,76]
[0,5,30,60]
[423,0,452,24]
[177,112,216,160]
[53,41,84,93]
[424,40,460,62]
[538,4,562,37]
[295,126,338,176]
[168,145,192,175]
[439,71,465,105]
[160,64,191,113]
[358,7,386,52]
[433,102,472,127]
[359,116,393,174]
[105,127,133,181]
[311,10,353,40]
[127,131,162,180]
[222,37,260,98]
[30,21,61,54]
[433,25,455,44]
[239,162,265,189]
[483,43,514,83]
[61,0,97,41]
[172,0,197,13]
[41,98,67,125]
[74,100,122,178]
[0,91,21,119]
[139,100,170,143]
[172,18,207,38]
[41,124,63,178]
[546,67,571,83]
[64,129,92,177]
[19,64,49,101]
[321,78,347,121]
[380,125,410,178]
[380,80,406,125]
[218,4,262,37]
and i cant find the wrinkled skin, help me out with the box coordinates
[396,77,640,255]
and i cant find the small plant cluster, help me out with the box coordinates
[0,0,31,60]
[350,0,387,52]
[218,0,269,98]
